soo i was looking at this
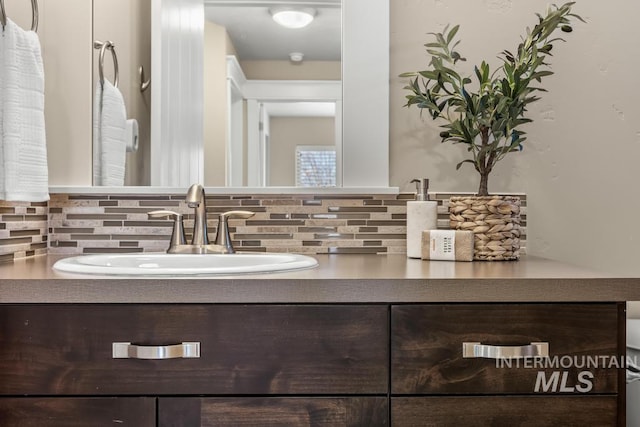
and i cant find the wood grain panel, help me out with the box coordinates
[392,303,622,394]
[392,396,619,427]
[159,397,388,427]
[0,304,388,395]
[0,397,155,427]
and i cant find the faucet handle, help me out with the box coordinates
[214,210,255,253]
[148,210,182,219]
[148,210,187,252]
[219,210,255,220]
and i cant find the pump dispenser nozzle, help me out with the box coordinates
[411,178,430,201]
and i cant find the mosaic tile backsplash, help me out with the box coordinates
[0,201,48,263]
[0,192,526,261]
[47,192,526,256]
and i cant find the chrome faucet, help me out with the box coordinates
[148,184,255,254]
[185,183,209,245]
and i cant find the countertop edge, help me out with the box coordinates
[2,254,639,303]
[1,277,635,304]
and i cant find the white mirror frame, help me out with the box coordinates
[150,0,389,189]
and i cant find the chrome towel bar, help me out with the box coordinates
[0,0,38,32]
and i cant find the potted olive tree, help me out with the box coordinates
[401,2,583,260]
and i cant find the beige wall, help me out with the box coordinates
[240,60,341,80]
[268,117,335,186]
[7,0,151,186]
[203,21,229,187]
[390,0,640,281]
[94,0,151,186]
[5,0,93,186]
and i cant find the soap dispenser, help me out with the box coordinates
[407,178,438,258]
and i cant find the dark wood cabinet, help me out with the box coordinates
[159,397,388,427]
[0,304,388,426]
[391,303,623,394]
[0,397,155,427]
[391,396,618,427]
[0,302,625,426]
[391,303,625,426]
[0,304,388,395]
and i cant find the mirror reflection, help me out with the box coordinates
[92,0,152,186]
[90,0,389,187]
[92,0,342,187]
[203,0,342,187]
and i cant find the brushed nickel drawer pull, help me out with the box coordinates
[462,342,549,359]
[112,342,200,359]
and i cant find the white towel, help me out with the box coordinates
[93,79,127,186]
[0,19,49,202]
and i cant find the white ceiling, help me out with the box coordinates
[204,0,342,61]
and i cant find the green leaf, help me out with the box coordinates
[418,70,439,80]
[446,24,460,43]
[427,49,448,58]
[501,79,511,97]
[474,66,483,84]
[456,159,475,170]
[481,61,490,82]
[462,88,475,114]
[530,70,554,81]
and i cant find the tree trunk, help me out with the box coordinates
[476,126,492,197]
[477,172,489,196]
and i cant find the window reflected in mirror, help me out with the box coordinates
[296,146,337,188]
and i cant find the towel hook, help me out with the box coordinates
[139,65,151,93]
[94,40,119,89]
[1,0,39,32]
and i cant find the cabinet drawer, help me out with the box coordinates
[0,304,388,395]
[391,396,619,426]
[391,304,623,394]
[0,397,155,427]
[159,397,388,426]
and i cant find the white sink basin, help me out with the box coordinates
[53,252,318,276]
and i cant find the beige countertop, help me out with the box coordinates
[1,254,639,303]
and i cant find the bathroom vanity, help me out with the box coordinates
[0,255,636,426]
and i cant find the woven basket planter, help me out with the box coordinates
[449,195,521,261]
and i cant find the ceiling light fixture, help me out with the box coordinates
[289,52,304,63]
[270,8,316,29]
